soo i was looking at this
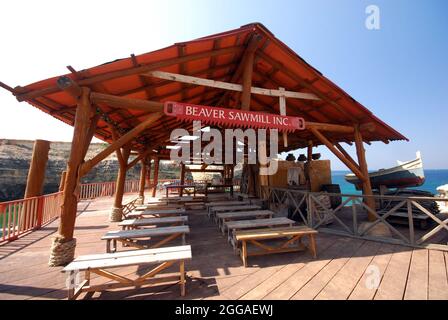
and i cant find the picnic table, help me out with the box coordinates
[235,227,318,267]
[205,184,234,196]
[165,184,196,198]
[216,210,274,234]
[63,245,191,299]
[126,208,186,219]
[224,217,295,250]
[102,225,190,252]
[208,204,261,220]
[119,216,188,230]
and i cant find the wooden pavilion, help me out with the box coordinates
[0,23,407,266]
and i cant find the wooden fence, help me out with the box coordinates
[262,186,448,250]
[0,191,63,242]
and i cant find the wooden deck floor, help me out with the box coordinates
[0,193,447,300]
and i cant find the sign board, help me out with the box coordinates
[164,101,305,132]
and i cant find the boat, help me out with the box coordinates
[345,151,425,190]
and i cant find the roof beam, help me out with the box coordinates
[90,92,164,112]
[143,70,320,100]
[15,46,243,102]
[256,51,359,123]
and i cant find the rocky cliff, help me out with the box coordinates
[0,139,179,202]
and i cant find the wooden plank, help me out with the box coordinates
[240,236,336,300]
[101,225,190,240]
[226,217,293,230]
[144,70,320,100]
[404,249,429,300]
[212,205,261,212]
[205,200,250,207]
[374,248,413,300]
[236,226,317,240]
[348,243,396,300]
[217,210,273,219]
[141,208,186,215]
[119,216,188,227]
[313,240,382,300]
[428,250,448,300]
[264,238,365,300]
[64,246,192,271]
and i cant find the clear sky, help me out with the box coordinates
[0,0,447,169]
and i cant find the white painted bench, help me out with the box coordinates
[224,217,295,250]
[118,216,188,230]
[63,245,191,299]
[235,227,318,267]
[126,208,186,219]
[216,210,274,234]
[102,225,190,252]
[208,204,261,220]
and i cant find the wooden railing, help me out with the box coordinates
[79,180,141,199]
[0,191,63,243]
[262,186,448,251]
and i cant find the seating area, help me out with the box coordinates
[58,190,319,299]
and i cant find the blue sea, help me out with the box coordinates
[332,169,448,195]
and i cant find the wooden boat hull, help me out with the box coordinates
[345,152,425,190]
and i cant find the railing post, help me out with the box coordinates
[352,197,358,236]
[35,196,44,230]
[407,199,415,245]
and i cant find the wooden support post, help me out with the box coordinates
[21,139,50,232]
[179,163,185,197]
[111,147,131,222]
[59,171,67,192]
[146,159,152,186]
[152,157,160,197]
[137,158,147,204]
[24,139,50,198]
[305,140,313,184]
[354,126,376,221]
[49,84,95,267]
[241,48,255,110]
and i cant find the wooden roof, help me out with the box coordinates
[2,23,407,153]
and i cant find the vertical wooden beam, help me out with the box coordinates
[240,49,255,110]
[307,140,313,163]
[179,163,186,196]
[354,126,376,221]
[24,139,50,198]
[138,158,147,204]
[111,146,131,221]
[146,158,152,186]
[58,171,67,192]
[152,157,160,197]
[49,86,95,267]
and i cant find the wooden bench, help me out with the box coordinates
[118,216,188,230]
[126,208,186,219]
[225,217,294,250]
[208,204,261,220]
[102,225,190,252]
[183,201,206,210]
[235,227,318,267]
[216,210,274,234]
[205,200,250,215]
[134,203,182,211]
[63,245,191,299]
